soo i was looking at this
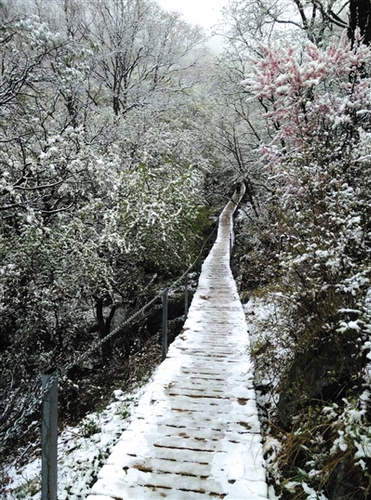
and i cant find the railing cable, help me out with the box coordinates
[1,187,245,452]
[0,219,219,451]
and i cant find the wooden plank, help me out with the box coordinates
[87,191,268,500]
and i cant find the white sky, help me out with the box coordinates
[157,0,228,31]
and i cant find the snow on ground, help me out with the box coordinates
[4,194,271,500]
[244,296,284,500]
[86,195,268,500]
[3,388,144,500]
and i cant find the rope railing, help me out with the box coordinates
[0,216,220,454]
[1,187,244,499]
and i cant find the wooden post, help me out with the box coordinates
[162,288,168,361]
[184,274,188,320]
[42,369,58,500]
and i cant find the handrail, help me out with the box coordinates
[0,186,244,453]
[0,212,217,451]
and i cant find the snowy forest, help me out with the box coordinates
[1,0,371,498]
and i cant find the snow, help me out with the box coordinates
[86,193,268,499]
[4,192,268,499]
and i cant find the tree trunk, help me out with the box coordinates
[96,298,117,360]
[349,0,371,45]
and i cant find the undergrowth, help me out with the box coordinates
[235,199,371,499]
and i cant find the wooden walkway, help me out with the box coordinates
[87,193,268,500]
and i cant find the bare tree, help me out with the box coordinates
[85,0,205,115]
[219,0,350,47]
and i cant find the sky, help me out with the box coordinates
[157,0,228,31]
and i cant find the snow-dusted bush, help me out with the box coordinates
[242,32,371,498]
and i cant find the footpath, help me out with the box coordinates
[87,193,268,499]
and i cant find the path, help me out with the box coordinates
[87,192,268,499]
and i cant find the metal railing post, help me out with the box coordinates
[184,274,188,320]
[162,288,168,361]
[42,369,58,500]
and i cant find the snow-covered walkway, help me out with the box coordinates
[87,193,268,500]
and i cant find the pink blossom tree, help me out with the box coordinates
[242,32,371,498]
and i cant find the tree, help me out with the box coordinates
[240,32,371,499]
[84,0,206,115]
[219,0,351,48]
[0,1,215,459]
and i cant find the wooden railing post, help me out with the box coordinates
[162,288,168,361]
[184,274,188,320]
[42,369,58,500]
